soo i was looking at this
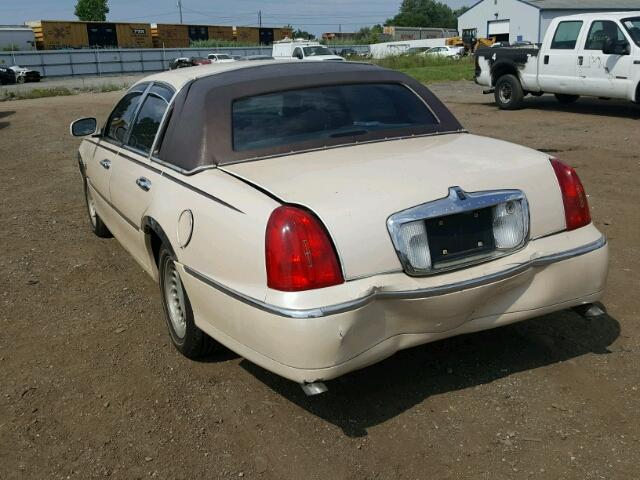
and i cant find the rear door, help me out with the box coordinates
[538,20,584,93]
[109,83,174,268]
[85,85,147,224]
[576,19,633,98]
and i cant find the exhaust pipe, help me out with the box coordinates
[300,382,328,396]
[573,303,606,318]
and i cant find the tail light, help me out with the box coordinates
[551,158,591,231]
[265,205,344,292]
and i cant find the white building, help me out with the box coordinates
[458,0,640,44]
[0,26,36,51]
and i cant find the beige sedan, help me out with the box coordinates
[71,61,608,395]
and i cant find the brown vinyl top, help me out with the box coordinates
[157,62,464,171]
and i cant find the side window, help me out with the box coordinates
[105,92,143,143]
[585,20,628,50]
[127,93,169,154]
[551,21,583,49]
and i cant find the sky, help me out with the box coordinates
[3,0,471,35]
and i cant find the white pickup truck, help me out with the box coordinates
[475,12,640,109]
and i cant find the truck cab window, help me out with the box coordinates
[551,21,583,49]
[585,20,628,50]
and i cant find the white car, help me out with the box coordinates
[423,46,462,59]
[70,61,607,395]
[207,53,235,63]
[475,11,640,109]
[272,39,345,62]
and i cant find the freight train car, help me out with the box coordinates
[27,20,153,49]
[151,24,234,48]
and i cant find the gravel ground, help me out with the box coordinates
[0,81,639,479]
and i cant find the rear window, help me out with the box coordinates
[232,83,438,152]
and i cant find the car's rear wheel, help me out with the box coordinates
[555,94,580,104]
[158,245,217,359]
[83,179,112,238]
[495,74,524,110]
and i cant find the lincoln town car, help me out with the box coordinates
[70,61,608,394]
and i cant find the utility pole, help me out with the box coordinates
[258,10,262,28]
[177,0,183,24]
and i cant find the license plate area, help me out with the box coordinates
[425,208,495,268]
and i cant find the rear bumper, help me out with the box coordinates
[180,226,608,382]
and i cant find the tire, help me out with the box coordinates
[494,74,524,110]
[555,94,580,104]
[158,245,217,359]
[83,178,112,238]
[16,76,25,84]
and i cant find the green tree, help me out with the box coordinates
[386,0,458,29]
[454,6,471,17]
[74,0,110,22]
[293,29,315,40]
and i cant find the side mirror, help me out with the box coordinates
[602,37,615,54]
[603,38,630,55]
[70,117,97,137]
[294,52,303,60]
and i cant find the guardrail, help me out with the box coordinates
[0,45,371,78]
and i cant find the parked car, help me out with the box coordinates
[404,46,430,55]
[0,66,17,85]
[169,57,212,70]
[70,61,608,394]
[9,65,42,83]
[272,39,345,61]
[207,53,235,63]
[169,57,191,70]
[475,12,640,109]
[423,46,462,59]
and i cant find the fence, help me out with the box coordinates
[0,45,371,78]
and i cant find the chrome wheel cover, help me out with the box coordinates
[163,259,187,339]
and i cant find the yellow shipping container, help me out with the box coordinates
[273,28,293,41]
[115,23,153,48]
[234,27,259,44]
[152,24,189,48]
[27,20,89,50]
[208,25,234,41]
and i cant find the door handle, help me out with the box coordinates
[544,55,549,65]
[99,159,111,170]
[136,177,152,192]
[578,56,584,66]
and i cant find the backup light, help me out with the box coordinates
[492,200,526,250]
[397,220,432,270]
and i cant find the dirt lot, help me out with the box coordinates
[1,82,639,479]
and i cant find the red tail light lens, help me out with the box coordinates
[551,158,591,231]
[266,206,344,292]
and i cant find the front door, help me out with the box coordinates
[576,19,633,99]
[86,87,146,226]
[109,84,173,269]
[538,20,584,93]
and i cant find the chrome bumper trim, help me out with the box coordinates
[184,236,607,319]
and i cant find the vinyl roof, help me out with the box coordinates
[139,59,296,90]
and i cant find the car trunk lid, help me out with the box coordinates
[222,133,567,280]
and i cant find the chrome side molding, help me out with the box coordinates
[184,235,607,320]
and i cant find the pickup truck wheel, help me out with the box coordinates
[555,94,580,104]
[83,179,112,238]
[159,246,217,359]
[495,74,524,110]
